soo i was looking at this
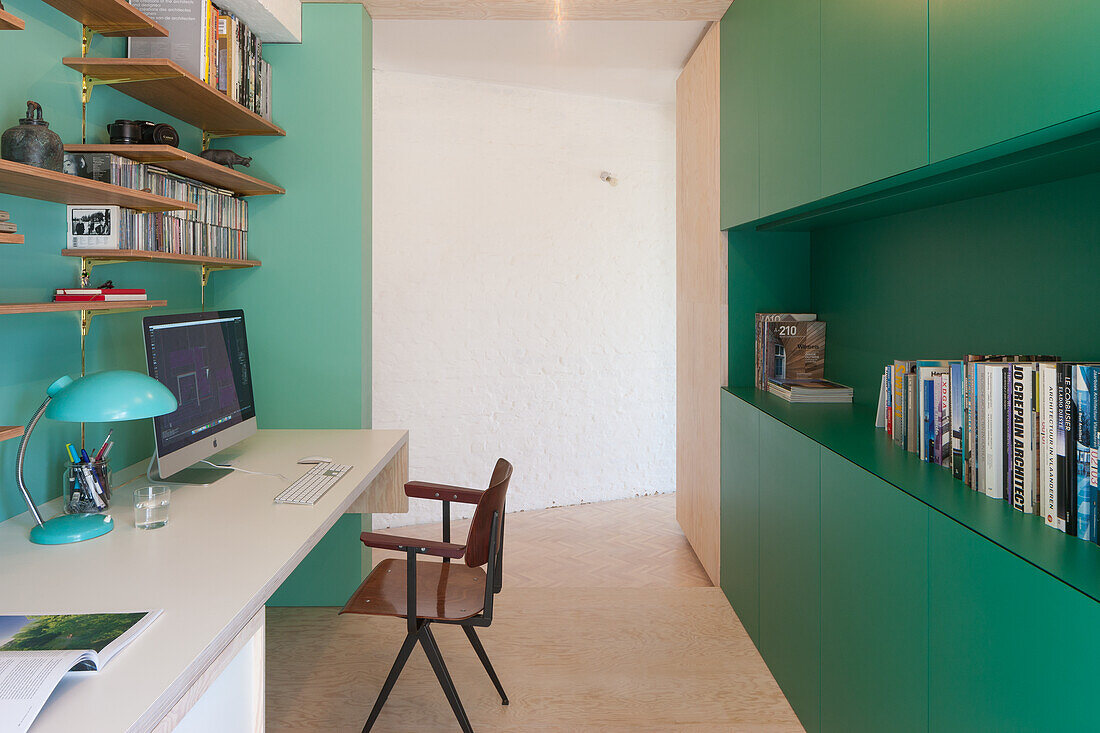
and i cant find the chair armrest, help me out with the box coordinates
[359,531,466,559]
[405,480,484,505]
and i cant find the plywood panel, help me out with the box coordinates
[675,22,724,586]
[340,0,732,20]
[346,441,409,514]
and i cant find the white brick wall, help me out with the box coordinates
[372,70,676,528]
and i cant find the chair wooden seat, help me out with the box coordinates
[343,458,513,733]
[343,559,487,621]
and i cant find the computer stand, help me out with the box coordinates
[147,453,234,487]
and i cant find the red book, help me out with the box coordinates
[54,294,149,302]
[55,289,146,295]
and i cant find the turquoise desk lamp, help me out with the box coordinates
[14,371,178,545]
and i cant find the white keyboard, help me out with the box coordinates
[274,463,352,505]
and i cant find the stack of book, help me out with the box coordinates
[769,378,854,403]
[64,153,248,260]
[54,288,147,302]
[0,210,17,237]
[128,0,273,120]
[754,312,853,403]
[878,356,1100,543]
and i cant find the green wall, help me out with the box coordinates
[221,3,373,607]
[0,1,373,606]
[811,171,1100,406]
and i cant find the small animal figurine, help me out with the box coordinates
[199,148,252,169]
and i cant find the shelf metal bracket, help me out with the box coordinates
[79,255,132,287]
[199,263,239,311]
[201,131,230,151]
[79,73,177,144]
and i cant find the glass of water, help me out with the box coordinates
[134,486,170,530]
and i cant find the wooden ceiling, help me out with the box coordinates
[348,0,733,21]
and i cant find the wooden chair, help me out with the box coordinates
[341,458,513,733]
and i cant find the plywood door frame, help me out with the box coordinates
[326,0,734,21]
[676,21,724,587]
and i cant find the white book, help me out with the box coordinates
[974,362,985,492]
[875,372,888,429]
[985,365,1005,500]
[1008,363,1036,513]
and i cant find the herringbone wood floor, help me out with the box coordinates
[266,494,802,732]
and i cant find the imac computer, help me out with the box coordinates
[143,309,257,484]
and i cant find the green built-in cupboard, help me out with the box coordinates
[721,0,1100,230]
[721,390,1100,731]
[719,0,1100,730]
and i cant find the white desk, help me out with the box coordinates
[0,429,409,732]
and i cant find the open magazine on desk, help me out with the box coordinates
[0,611,162,732]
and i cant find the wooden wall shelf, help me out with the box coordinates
[0,159,196,212]
[62,58,285,138]
[40,0,166,36]
[65,145,284,196]
[61,249,261,269]
[0,299,167,315]
[0,233,25,245]
[0,426,23,442]
[0,8,25,29]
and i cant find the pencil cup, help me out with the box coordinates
[63,459,112,514]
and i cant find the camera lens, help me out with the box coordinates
[107,120,141,145]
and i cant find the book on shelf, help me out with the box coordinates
[950,362,964,479]
[0,611,161,733]
[63,155,248,260]
[54,294,149,302]
[1074,365,1095,540]
[875,371,888,428]
[0,221,15,233]
[761,319,826,386]
[127,0,273,120]
[56,289,146,295]
[767,378,853,404]
[55,288,148,302]
[868,354,1100,544]
[754,313,816,390]
[0,210,10,222]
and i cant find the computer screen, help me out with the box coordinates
[143,310,256,476]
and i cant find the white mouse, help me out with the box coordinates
[298,455,333,465]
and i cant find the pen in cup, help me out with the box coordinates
[94,429,113,460]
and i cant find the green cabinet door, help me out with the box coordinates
[929,512,1100,730]
[719,0,761,229]
[930,0,1100,162]
[758,415,820,731]
[757,0,820,218]
[720,390,761,643]
[820,0,929,196]
[820,452,928,733]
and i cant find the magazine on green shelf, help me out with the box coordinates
[0,611,162,733]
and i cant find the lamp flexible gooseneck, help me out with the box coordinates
[15,394,50,528]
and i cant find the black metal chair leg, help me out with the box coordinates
[362,629,419,733]
[419,624,474,733]
[462,625,508,705]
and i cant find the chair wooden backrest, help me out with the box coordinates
[465,458,512,570]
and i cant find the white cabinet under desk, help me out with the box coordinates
[0,429,409,732]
